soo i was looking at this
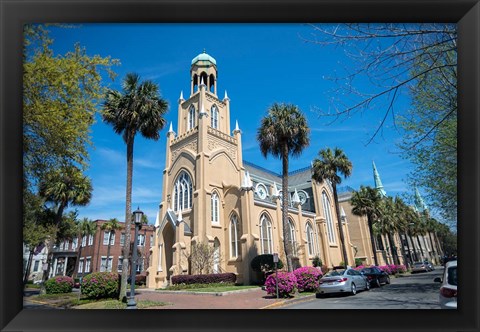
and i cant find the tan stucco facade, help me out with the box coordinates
[146,53,357,288]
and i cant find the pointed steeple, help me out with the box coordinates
[372,161,387,197]
[340,206,347,221]
[167,122,175,136]
[224,90,230,101]
[414,186,428,212]
[179,90,184,102]
[292,189,301,207]
[233,120,241,134]
[241,171,253,191]
[200,76,206,87]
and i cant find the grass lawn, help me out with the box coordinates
[30,292,170,309]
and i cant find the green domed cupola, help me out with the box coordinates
[191,49,217,65]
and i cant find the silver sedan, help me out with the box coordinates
[317,268,370,296]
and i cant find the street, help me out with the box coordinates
[281,268,443,309]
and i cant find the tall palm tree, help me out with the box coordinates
[257,103,310,272]
[102,73,168,300]
[74,218,97,278]
[350,186,383,266]
[377,197,401,265]
[38,165,92,290]
[312,147,352,267]
[393,197,414,267]
[101,218,122,272]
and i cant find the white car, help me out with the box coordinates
[434,260,457,309]
[317,267,370,296]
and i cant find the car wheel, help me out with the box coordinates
[351,283,357,295]
[386,276,391,284]
[365,280,370,291]
[375,279,381,287]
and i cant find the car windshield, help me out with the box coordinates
[447,266,457,286]
[325,269,346,277]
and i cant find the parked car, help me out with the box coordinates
[411,261,430,273]
[424,260,435,271]
[317,267,369,296]
[360,266,390,287]
[434,260,457,309]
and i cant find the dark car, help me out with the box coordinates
[360,266,390,287]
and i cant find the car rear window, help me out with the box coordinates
[362,268,374,273]
[325,270,345,277]
[447,266,457,286]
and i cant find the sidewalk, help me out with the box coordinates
[135,287,316,309]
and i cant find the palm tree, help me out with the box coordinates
[74,218,97,278]
[377,197,402,265]
[312,147,352,267]
[38,165,92,290]
[101,218,122,272]
[102,72,168,300]
[350,186,383,266]
[393,197,414,267]
[257,103,310,272]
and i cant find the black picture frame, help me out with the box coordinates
[1,1,479,331]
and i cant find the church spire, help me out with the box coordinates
[372,161,387,197]
[414,185,428,212]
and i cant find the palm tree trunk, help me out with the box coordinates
[332,184,349,267]
[120,136,134,301]
[367,216,379,266]
[282,144,293,272]
[387,233,400,265]
[427,232,437,264]
[106,232,112,272]
[74,240,83,278]
[416,236,425,260]
[403,232,413,267]
[408,232,419,262]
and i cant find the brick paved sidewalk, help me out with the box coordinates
[135,288,305,309]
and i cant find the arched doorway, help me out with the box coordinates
[162,221,175,281]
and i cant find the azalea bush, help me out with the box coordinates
[81,272,119,299]
[45,276,74,294]
[378,264,407,275]
[293,266,322,292]
[264,272,297,298]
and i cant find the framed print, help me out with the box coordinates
[1,0,479,331]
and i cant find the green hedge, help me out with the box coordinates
[81,272,119,299]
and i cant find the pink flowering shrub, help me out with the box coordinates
[293,267,322,292]
[264,272,297,298]
[45,276,74,294]
[377,264,407,275]
[81,272,119,299]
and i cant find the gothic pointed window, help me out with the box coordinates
[173,171,193,211]
[306,221,317,257]
[211,105,219,129]
[322,191,336,244]
[211,192,220,224]
[260,214,273,254]
[188,105,196,130]
[288,219,297,256]
[230,214,239,258]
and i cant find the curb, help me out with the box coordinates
[261,294,317,309]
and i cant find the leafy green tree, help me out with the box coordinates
[74,218,97,278]
[257,103,310,272]
[37,165,92,290]
[23,24,118,185]
[101,218,123,272]
[350,186,383,266]
[312,147,352,267]
[102,73,168,300]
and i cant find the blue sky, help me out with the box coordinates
[47,23,420,224]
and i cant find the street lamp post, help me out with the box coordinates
[127,207,143,309]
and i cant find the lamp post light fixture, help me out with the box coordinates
[127,206,144,309]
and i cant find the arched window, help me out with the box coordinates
[288,219,297,256]
[173,171,193,211]
[260,214,273,254]
[213,238,220,273]
[188,105,196,130]
[211,192,220,224]
[211,105,219,129]
[322,191,336,243]
[230,214,239,259]
[306,221,317,257]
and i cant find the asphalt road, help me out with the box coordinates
[282,268,444,309]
